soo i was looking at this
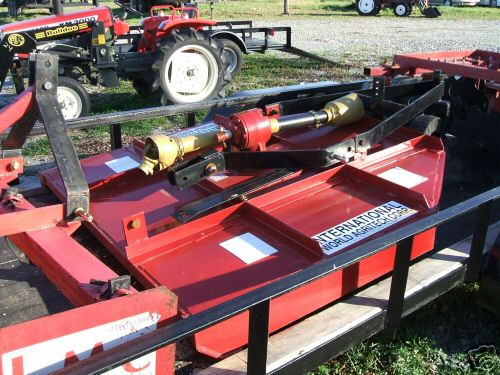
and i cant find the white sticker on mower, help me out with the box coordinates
[378,167,428,189]
[1,312,160,375]
[208,173,228,182]
[312,201,417,256]
[106,156,140,173]
[220,232,278,264]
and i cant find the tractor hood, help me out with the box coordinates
[0,6,114,34]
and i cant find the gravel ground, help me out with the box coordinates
[255,17,500,65]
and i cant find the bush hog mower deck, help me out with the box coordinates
[0,53,498,373]
[0,1,329,119]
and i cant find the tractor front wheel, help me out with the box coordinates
[151,29,230,105]
[393,3,412,17]
[355,0,381,16]
[56,76,90,120]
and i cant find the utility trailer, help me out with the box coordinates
[0,0,332,120]
[0,52,499,374]
[365,49,500,182]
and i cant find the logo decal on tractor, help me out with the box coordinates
[35,23,88,40]
[7,34,25,47]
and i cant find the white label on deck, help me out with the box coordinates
[377,167,428,189]
[208,173,228,182]
[220,232,278,264]
[105,156,140,173]
[312,201,417,256]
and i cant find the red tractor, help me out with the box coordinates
[0,1,236,119]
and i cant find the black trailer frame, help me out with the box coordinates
[114,19,336,66]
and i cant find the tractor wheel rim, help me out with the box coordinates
[395,4,406,15]
[223,46,238,74]
[57,86,83,120]
[163,44,219,104]
[359,0,375,12]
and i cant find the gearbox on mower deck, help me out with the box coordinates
[0,53,450,367]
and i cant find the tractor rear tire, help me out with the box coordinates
[406,115,441,135]
[393,3,412,17]
[355,0,381,16]
[150,28,230,105]
[56,76,90,120]
[220,39,243,78]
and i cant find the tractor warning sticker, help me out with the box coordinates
[34,22,89,40]
[311,201,417,255]
[7,33,25,47]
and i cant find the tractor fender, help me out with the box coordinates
[157,19,216,34]
[210,31,248,54]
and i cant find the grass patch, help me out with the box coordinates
[309,284,500,375]
[198,0,500,20]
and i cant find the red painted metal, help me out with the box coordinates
[139,8,216,53]
[0,203,65,237]
[393,50,500,82]
[0,157,23,184]
[39,117,445,357]
[0,86,35,135]
[216,108,274,150]
[0,177,135,306]
[365,50,500,82]
[0,6,114,33]
[0,286,177,375]
[365,50,500,111]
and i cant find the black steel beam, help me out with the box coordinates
[35,53,89,220]
[247,299,271,375]
[384,237,414,339]
[466,201,493,282]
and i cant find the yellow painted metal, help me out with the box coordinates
[322,93,365,126]
[139,132,219,175]
[139,93,365,174]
